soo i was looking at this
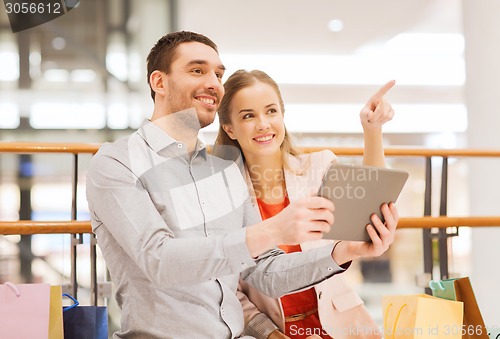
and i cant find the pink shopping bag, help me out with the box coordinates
[0,282,51,339]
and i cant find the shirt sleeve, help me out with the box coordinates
[241,243,346,299]
[86,150,257,288]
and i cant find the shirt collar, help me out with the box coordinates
[194,140,208,160]
[137,120,208,159]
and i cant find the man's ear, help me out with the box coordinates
[222,124,237,140]
[150,70,166,98]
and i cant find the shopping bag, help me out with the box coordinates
[49,286,64,339]
[382,294,463,339]
[0,282,51,339]
[430,277,489,339]
[63,293,108,339]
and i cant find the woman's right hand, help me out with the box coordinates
[331,202,399,265]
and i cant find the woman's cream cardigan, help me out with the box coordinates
[238,150,382,339]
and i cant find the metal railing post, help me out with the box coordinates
[422,157,434,294]
[70,153,82,299]
[438,157,449,280]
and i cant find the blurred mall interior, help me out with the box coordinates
[1,0,499,333]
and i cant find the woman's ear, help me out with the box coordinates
[222,124,237,140]
[150,70,166,98]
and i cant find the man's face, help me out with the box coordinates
[163,42,225,128]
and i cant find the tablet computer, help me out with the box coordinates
[317,163,409,242]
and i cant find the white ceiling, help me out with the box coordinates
[176,0,465,136]
[177,0,462,55]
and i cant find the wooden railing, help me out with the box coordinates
[1,142,500,296]
[2,216,500,236]
[0,142,99,302]
[0,142,100,154]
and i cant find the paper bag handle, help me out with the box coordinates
[429,280,445,291]
[3,282,20,297]
[384,302,407,339]
[62,293,80,311]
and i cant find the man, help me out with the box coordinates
[86,31,398,338]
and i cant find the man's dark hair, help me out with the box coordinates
[146,31,219,101]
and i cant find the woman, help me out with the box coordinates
[215,69,395,339]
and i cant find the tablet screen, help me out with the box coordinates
[318,163,409,242]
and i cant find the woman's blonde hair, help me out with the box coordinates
[214,69,301,166]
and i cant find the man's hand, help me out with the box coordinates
[332,202,399,265]
[247,197,334,257]
[360,80,395,131]
[269,197,334,245]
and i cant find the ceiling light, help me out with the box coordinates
[221,53,465,86]
[107,103,129,129]
[30,52,41,64]
[44,69,69,82]
[283,103,467,133]
[385,33,465,56]
[328,19,344,32]
[52,37,66,50]
[106,52,128,81]
[0,103,20,128]
[71,69,96,82]
[0,44,19,81]
[30,103,106,129]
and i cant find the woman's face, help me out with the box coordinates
[222,81,286,160]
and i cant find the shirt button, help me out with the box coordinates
[177,143,182,148]
[327,267,333,272]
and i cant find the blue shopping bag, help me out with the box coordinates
[63,294,108,339]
